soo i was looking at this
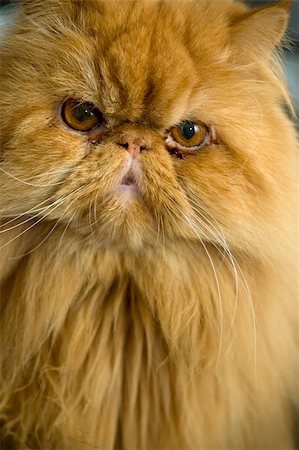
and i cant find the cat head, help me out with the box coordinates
[0,0,294,253]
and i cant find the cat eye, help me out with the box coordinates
[171,121,209,151]
[61,101,104,132]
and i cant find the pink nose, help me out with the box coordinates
[118,136,147,159]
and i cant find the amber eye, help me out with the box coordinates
[171,121,209,150]
[61,101,104,132]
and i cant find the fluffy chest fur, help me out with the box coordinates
[1,221,297,449]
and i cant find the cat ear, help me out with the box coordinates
[231,1,291,56]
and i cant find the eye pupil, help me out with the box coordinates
[61,101,104,132]
[75,105,93,122]
[170,120,209,151]
[181,122,196,140]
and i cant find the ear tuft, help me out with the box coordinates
[231,1,291,57]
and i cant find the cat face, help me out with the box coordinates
[0,0,293,251]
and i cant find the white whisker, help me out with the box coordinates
[57,210,78,255]
[160,190,224,364]
[175,176,256,377]
[188,199,257,380]
[0,166,66,188]
[0,196,55,226]
[12,194,81,259]
[0,185,85,251]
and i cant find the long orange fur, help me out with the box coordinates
[0,0,298,448]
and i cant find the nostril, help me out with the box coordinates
[117,136,148,159]
[118,142,129,149]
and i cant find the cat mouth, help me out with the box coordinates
[119,172,138,192]
[121,174,136,186]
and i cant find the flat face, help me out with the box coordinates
[0,0,293,251]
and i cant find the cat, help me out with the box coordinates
[0,0,298,448]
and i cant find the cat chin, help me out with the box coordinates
[59,188,211,250]
[69,194,155,249]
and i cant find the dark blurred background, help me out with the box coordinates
[0,0,298,114]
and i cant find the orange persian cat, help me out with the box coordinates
[0,0,298,448]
